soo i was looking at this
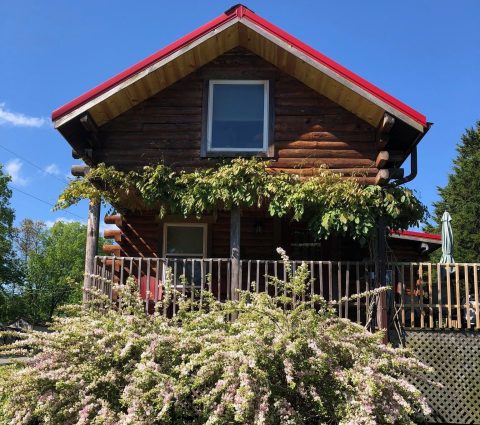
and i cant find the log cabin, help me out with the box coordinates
[51,10,480,420]
[52,4,440,304]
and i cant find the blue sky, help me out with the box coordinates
[1,0,479,230]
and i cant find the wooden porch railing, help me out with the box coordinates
[88,256,480,330]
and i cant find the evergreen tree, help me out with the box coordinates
[427,121,480,262]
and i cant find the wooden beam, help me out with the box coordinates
[375,169,389,185]
[83,200,100,303]
[375,151,389,169]
[380,113,395,134]
[104,214,123,227]
[102,244,121,256]
[230,206,241,301]
[79,113,99,144]
[72,148,93,160]
[104,229,121,242]
[376,113,395,148]
[71,165,90,177]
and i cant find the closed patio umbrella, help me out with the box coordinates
[440,211,454,264]
[439,211,456,324]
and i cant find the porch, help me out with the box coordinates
[89,256,480,331]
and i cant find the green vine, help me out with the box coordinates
[56,158,427,240]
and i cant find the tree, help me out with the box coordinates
[14,219,46,263]
[0,164,22,322]
[22,221,87,323]
[427,121,480,262]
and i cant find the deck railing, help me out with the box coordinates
[89,256,480,330]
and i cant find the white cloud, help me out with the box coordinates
[5,158,29,186]
[0,103,48,128]
[44,163,61,176]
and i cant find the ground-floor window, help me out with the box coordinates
[163,223,207,258]
[163,223,207,287]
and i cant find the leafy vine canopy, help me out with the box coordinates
[55,158,427,240]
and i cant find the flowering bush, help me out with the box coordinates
[0,253,431,424]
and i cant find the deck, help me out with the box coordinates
[90,256,480,330]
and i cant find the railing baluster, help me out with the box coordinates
[101,259,106,296]
[145,258,151,314]
[428,263,433,329]
[173,260,177,316]
[365,263,370,320]
[199,260,204,309]
[328,262,333,302]
[437,263,442,327]
[154,259,160,304]
[110,257,115,301]
[356,262,360,324]
[129,258,133,284]
[239,259,243,292]
[400,264,405,327]
[265,261,269,295]
[455,264,461,329]
[337,262,342,316]
[474,264,479,330]
[319,261,323,299]
[310,261,314,307]
[227,260,231,301]
[410,263,414,328]
[217,259,221,301]
[345,262,350,319]
[191,259,195,308]
[247,260,252,293]
[465,264,470,328]
[419,263,424,329]
[182,259,186,299]
[209,258,213,295]
[164,259,168,317]
[256,260,260,294]
[274,261,278,297]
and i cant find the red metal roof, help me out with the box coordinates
[52,4,427,127]
[390,229,441,242]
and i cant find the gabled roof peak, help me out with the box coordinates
[52,4,429,139]
[224,4,254,17]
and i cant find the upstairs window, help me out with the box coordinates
[206,80,269,153]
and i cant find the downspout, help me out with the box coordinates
[392,145,417,186]
[392,122,432,187]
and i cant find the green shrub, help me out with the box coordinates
[0,252,431,424]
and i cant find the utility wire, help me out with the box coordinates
[10,185,84,221]
[0,143,69,184]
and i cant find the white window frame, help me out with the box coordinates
[162,223,208,258]
[207,80,270,152]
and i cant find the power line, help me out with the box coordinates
[0,143,69,184]
[10,185,84,221]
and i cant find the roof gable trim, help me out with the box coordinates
[52,4,427,132]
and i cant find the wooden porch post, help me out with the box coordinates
[83,199,100,303]
[230,206,241,301]
[375,216,388,341]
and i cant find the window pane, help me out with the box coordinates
[166,226,204,255]
[211,83,265,150]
